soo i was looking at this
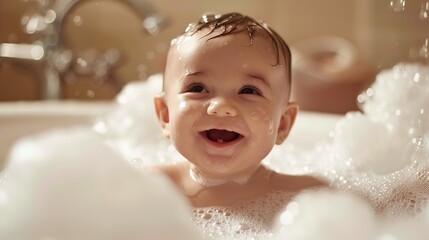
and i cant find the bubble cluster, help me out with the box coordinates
[92,74,185,169]
[273,188,429,240]
[191,191,295,240]
[0,128,200,240]
[351,63,429,173]
[274,190,377,240]
[267,63,429,239]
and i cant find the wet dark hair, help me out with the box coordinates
[170,12,292,97]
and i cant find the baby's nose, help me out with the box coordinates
[207,98,237,117]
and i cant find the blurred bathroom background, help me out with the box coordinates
[0,0,428,113]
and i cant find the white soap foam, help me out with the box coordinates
[0,127,201,240]
[273,190,378,240]
[93,74,185,168]
[192,191,295,240]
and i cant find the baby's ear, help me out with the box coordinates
[154,94,170,139]
[275,103,298,145]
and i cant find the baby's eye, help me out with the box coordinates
[186,83,208,93]
[239,86,261,95]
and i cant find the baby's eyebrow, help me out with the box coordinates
[185,70,203,76]
[246,73,269,86]
[180,70,204,82]
[180,70,203,82]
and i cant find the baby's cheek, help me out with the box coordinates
[178,98,200,113]
[169,100,197,141]
[249,108,275,135]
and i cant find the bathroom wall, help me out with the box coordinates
[0,0,427,110]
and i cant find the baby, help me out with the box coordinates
[152,12,326,221]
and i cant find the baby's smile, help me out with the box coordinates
[201,129,242,144]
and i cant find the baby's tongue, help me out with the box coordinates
[207,129,239,142]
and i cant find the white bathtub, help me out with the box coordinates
[0,101,341,170]
[0,101,114,169]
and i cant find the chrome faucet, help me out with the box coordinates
[0,0,167,99]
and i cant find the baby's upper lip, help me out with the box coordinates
[196,117,249,139]
[198,122,248,145]
[197,123,248,138]
[202,129,241,143]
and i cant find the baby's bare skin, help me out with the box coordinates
[153,161,326,208]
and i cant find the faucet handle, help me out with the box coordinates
[0,43,45,61]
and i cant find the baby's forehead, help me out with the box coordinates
[168,32,279,71]
[171,24,271,47]
[170,29,277,61]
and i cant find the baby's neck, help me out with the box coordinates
[188,165,261,187]
[176,163,273,207]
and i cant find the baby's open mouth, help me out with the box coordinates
[202,129,241,143]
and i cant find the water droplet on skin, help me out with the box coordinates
[389,0,406,12]
[250,112,260,120]
[268,120,274,135]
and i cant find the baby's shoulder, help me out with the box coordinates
[268,171,328,192]
[146,163,173,174]
[146,162,186,182]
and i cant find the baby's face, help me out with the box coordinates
[156,30,296,179]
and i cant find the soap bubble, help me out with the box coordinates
[0,127,201,240]
[273,190,377,240]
